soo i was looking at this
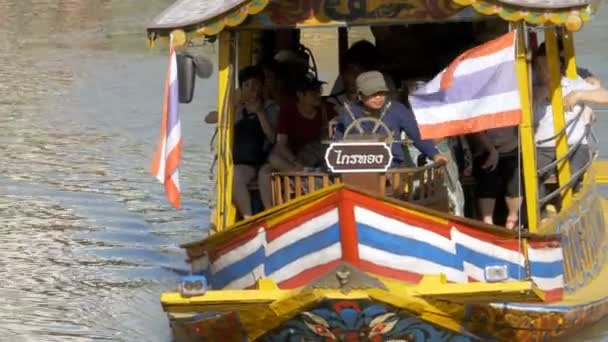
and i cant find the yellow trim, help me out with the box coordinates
[237,31,253,68]
[546,28,573,207]
[162,276,541,340]
[562,31,578,79]
[451,0,592,27]
[515,23,539,232]
[193,0,270,37]
[595,160,608,184]
[215,32,237,232]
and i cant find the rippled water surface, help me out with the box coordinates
[0,1,607,341]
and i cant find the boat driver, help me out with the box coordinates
[334,71,448,167]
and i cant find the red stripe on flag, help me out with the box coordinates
[165,177,181,209]
[165,140,182,179]
[150,37,181,209]
[150,48,174,177]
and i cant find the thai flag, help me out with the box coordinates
[409,31,521,140]
[151,36,181,209]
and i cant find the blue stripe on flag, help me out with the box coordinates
[529,260,564,278]
[357,224,462,271]
[211,247,265,289]
[266,223,340,275]
[456,245,525,279]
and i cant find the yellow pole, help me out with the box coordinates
[545,28,573,207]
[515,23,539,233]
[215,31,237,231]
[562,30,578,80]
[237,31,253,68]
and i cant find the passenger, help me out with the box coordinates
[564,87,608,110]
[334,71,448,167]
[206,66,278,218]
[532,43,608,200]
[404,81,469,217]
[329,40,398,106]
[274,47,314,95]
[269,73,336,172]
[471,127,521,229]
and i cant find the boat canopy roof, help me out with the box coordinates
[146,0,600,40]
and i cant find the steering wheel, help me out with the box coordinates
[343,116,394,144]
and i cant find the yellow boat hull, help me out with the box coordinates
[161,162,608,341]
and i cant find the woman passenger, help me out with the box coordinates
[472,127,521,229]
[206,66,278,218]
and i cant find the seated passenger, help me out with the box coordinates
[334,71,447,167]
[532,43,608,200]
[269,73,336,172]
[472,127,521,229]
[206,66,278,219]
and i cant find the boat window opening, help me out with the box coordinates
[261,21,505,219]
[225,20,593,230]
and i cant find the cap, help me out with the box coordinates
[294,72,325,92]
[356,71,388,96]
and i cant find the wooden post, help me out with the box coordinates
[546,27,573,207]
[515,22,539,232]
[562,30,578,80]
[215,31,237,231]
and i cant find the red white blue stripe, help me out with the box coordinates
[151,35,182,209]
[527,242,564,298]
[409,31,521,140]
[209,227,266,289]
[203,206,341,290]
[355,206,527,283]
[189,190,563,300]
[265,208,341,285]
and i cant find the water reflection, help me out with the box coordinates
[0,0,212,340]
[0,0,607,340]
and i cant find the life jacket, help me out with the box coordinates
[232,109,267,166]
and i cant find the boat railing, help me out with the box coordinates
[271,171,341,206]
[537,107,597,206]
[270,161,447,210]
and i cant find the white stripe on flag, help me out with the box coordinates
[418,47,516,95]
[453,47,515,78]
[166,120,181,156]
[170,170,180,191]
[414,91,521,126]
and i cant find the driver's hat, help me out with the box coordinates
[356,71,389,97]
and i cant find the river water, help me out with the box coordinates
[0,1,607,341]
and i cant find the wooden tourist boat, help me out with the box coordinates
[146,0,608,340]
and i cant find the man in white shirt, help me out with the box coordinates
[532,43,608,201]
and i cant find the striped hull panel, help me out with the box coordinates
[190,188,564,300]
